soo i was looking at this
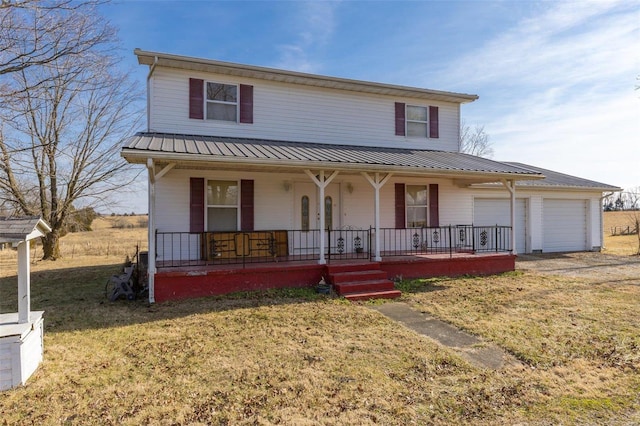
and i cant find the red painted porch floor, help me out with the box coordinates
[153,252,516,302]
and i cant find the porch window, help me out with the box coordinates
[206,82,238,122]
[406,105,428,138]
[207,180,238,231]
[406,185,428,227]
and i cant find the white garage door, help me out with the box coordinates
[543,199,587,252]
[474,198,527,253]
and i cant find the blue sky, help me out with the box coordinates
[104,0,639,213]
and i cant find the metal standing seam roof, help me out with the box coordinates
[121,132,543,179]
[502,162,620,190]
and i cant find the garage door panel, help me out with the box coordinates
[543,199,587,252]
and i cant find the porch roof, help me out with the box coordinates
[121,132,544,183]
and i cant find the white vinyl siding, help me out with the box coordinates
[474,198,527,253]
[148,68,461,152]
[543,199,587,252]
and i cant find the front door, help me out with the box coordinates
[294,182,341,256]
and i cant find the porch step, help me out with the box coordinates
[329,270,388,284]
[333,279,396,294]
[344,290,402,302]
[326,263,401,301]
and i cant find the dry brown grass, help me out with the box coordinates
[402,271,640,423]
[604,211,640,255]
[0,216,147,279]
[1,222,639,424]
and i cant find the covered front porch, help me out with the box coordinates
[121,133,543,303]
[152,225,515,302]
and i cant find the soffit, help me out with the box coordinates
[135,49,478,104]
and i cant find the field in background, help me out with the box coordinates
[0,215,147,280]
[603,211,639,256]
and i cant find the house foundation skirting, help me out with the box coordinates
[153,254,515,302]
[380,254,516,281]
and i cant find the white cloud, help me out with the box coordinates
[450,0,640,190]
[275,1,340,73]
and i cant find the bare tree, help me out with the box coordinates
[1,0,110,87]
[460,120,494,158]
[0,1,142,259]
[625,187,640,255]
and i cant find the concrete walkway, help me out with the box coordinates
[370,302,522,370]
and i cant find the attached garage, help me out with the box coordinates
[474,198,527,253]
[542,199,587,252]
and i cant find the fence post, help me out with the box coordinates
[495,225,499,253]
[448,226,452,258]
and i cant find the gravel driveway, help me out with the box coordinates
[516,252,640,284]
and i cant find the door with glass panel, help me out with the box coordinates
[293,182,340,257]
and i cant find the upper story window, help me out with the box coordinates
[395,102,439,139]
[206,82,238,122]
[406,105,428,138]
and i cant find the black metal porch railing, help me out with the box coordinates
[154,225,511,268]
[375,225,512,258]
[155,228,371,268]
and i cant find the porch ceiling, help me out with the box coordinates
[121,132,544,184]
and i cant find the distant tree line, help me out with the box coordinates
[603,188,640,211]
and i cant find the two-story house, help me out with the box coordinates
[121,50,619,303]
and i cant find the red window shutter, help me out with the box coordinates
[429,106,439,138]
[190,178,205,233]
[189,78,204,120]
[395,102,406,136]
[395,183,406,229]
[240,179,254,231]
[239,84,254,124]
[429,184,439,227]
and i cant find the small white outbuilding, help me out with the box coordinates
[0,216,51,391]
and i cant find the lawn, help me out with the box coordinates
[1,219,639,424]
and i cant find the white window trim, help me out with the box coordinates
[205,179,240,231]
[205,81,239,123]
[406,184,429,228]
[406,105,429,139]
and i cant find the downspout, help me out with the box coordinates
[146,56,158,132]
[147,158,156,304]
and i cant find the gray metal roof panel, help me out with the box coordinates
[122,132,540,176]
[504,162,620,190]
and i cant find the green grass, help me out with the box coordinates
[1,244,639,424]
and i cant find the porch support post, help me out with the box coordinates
[501,179,517,254]
[147,158,157,303]
[304,169,339,265]
[362,172,393,261]
[17,240,30,324]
